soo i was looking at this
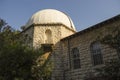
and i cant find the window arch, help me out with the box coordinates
[90,41,103,66]
[45,29,53,44]
[71,47,81,69]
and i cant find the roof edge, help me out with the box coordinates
[61,14,120,41]
[22,23,76,33]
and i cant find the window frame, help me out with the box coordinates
[71,47,81,69]
[90,41,103,66]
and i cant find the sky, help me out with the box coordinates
[0,0,120,31]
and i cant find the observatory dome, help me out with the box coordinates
[26,9,76,30]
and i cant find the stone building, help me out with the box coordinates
[22,9,120,80]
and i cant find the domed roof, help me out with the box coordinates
[25,9,76,30]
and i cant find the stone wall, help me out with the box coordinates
[33,26,61,47]
[32,25,75,80]
[61,26,75,38]
[61,19,120,80]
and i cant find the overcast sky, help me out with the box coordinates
[0,0,120,31]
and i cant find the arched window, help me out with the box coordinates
[71,48,81,69]
[45,29,52,44]
[90,41,103,66]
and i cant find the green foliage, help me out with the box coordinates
[100,26,120,53]
[32,58,53,80]
[0,43,40,80]
[101,33,120,50]
[84,59,120,80]
[0,18,52,80]
[0,19,7,32]
[95,59,120,80]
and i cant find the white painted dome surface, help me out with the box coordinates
[26,9,76,30]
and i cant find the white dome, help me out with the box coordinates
[26,9,76,30]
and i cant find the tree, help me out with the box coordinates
[0,18,52,80]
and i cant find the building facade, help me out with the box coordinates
[22,9,120,80]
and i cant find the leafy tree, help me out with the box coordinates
[96,59,120,80]
[0,18,52,80]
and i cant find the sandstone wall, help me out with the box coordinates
[61,19,120,80]
[33,25,75,80]
[61,26,75,38]
[33,26,61,47]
